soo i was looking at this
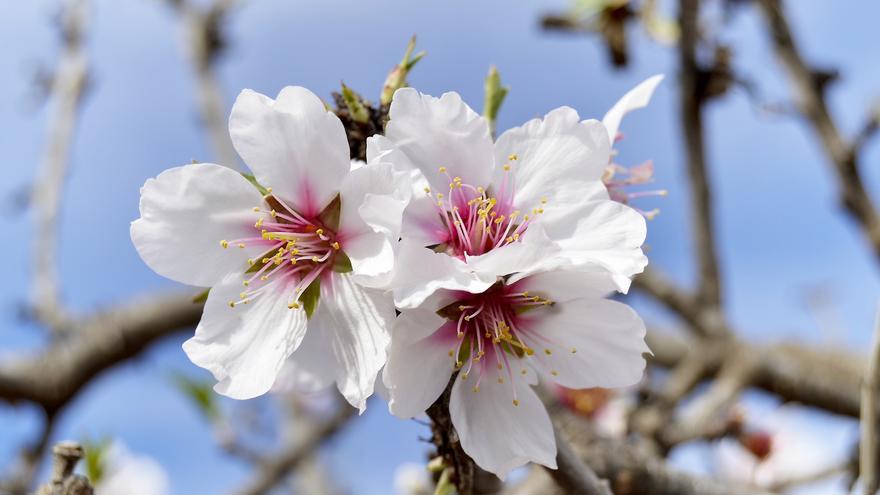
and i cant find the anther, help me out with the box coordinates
[508,154,518,161]
[439,166,447,173]
[544,349,552,355]
[220,240,229,248]
[512,399,520,407]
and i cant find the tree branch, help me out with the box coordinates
[756,0,880,260]
[31,0,90,332]
[860,307,880,494]
[545,425,613,495]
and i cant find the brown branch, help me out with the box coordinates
[34,442,93,495]
[633,268,729,336]
[231,404,356,495]
[756,0,880,260]
[545,425,613,495]
[168,0,239,168]
[31,0,90,332]
[678,0,724,313]
[0,292,200,410]
[509,409,775,495]
[860,307,880,495]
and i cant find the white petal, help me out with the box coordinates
[229,87,350,216]
[183,272,308,399]
[392,240,495,309]
[274,319,336,394]
[533,298,648,389]
[385,88,494,191]
[508,266,620,301]
[383,308,453,418]
[130,163,264,287]
[366,134,430,197]
[319,273,394,412]
[401,195,448,247]
[493,107,611,211]
[536,199,647,292]
[338,161,411,287]
[449,374,556,479]
[601,75,664,145]
[464,241,550,280]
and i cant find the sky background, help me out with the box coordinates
[1,0,879,493]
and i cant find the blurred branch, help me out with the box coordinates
[508,409,775,495]
[546,425,612,495]
[678,0,724,316]
[31,0,90,332]
[232,403,355,495]
[0,292,199,410]
[756,0,880,261]
[168,0,239,168]
[860,307,880,495]
[0,411,58,495]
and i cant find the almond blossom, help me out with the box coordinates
[369,88,649,308]
[600,75,667,218]
[383,262,648,478]
[131,86,408,408]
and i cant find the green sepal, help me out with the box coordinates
[193,288,210,304]
[317,195,341,232]
[241,172,269,195]
[82,437,112,485]
[332,251,353,273]
[301,278,321,319]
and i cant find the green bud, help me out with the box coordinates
[341,82,370,124]
[483,65,509,137]
[426,456,446,473]
[81,436,112,485]
[380,35,426,106]
[434,468,455,495]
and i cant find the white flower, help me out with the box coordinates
[601,75,667,218]
[369,89,649,308]
[556,386,631,439]
[131,87,409,408]
[382,264,648,479]
[98,444,170,495]
[713,405,849,488]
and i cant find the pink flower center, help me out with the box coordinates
[220,190,343,310]
[436,281,572,406]
[427,161,544,259]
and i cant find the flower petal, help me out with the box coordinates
[449,373,556,479]
[602,75,664,145]
[383,309,453,418]
[385,88,494,192]
[530,298,648,389]
[318,272,394,412]
[366,134,429,196]
[401,195,448,247]
[229,87,350,216]
[508,266,620,301]
[183,272,308,399]
[338,162,411,287]
[274,319,336,394]
[130,163,264,287]
[493,107,610,211]
[392,240,495,309]
[536,198,647,292]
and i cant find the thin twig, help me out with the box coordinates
[860,305,880,495]
[231,404,355,495]
[678,0,724,314]
[31,0,90,332]
[756,0,880,261]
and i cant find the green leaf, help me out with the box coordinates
[172,373,221,421]
[241,173,269,195]
[300,278,321,319]
[81,437,112,485]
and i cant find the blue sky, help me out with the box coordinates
[1,0,879,493]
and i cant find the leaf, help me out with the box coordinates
[300,278,321,319]
[172,373,221,421]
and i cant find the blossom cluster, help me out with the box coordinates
[131,76,661,477]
